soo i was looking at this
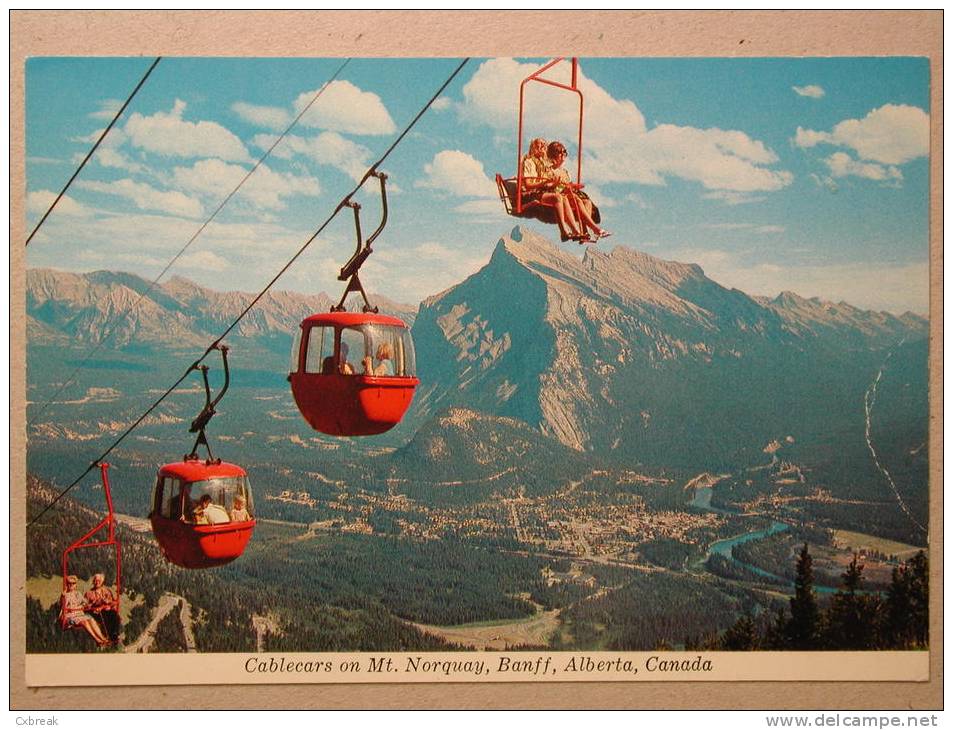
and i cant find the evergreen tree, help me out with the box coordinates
[825,554,876,649]
[883,563,911,648]
[908,550,929,647]
[786,543,819,648]
[764,608,789,649]
[722,613,758,650]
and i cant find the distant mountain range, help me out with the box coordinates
[26,225,928,475]
[26,268,416,350]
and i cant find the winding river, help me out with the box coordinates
[690,486,848,594]
[690,486,793,586]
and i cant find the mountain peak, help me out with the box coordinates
[495,225,569,266]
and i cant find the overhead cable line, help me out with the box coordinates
[31,58,353,423]
[25,57,162,247]
[209,57,470,347]
[28,57,471,528]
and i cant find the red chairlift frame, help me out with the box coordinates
[515,57,584,215]
[60,462,121,627]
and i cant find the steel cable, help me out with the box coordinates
[25,57,162,247]
[31,58,352,422]
[28,57,470,527]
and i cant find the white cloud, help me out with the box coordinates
[793,85,825,99]
[364,240,490,303]
[27,190,89,218]
[172,158,245,196]
[25,209,329,289]
[431,96,453,112]
[702,191,767,206]
[178,250,230,272]
[615,124,792,192]
[96,132,149,174]
[89,99,123,120]
[257,132,372,182]
[293,80,396,135]
[78,250,167,269]
[794,104,929,165]
[94,147,145,173]
[624,192,651,209]
[453,199,506,218]
[77,178,203,218]
[703,223,750,230]
[124,99,251,162]
[73,126,127,147]
[416,150,497,198]
[232,101,291,131]
[823,151,903,182]
[459,58,792,194]
[580,183,618,208]
[809,173,839,192]
[68,128,144,173]
[793,127,831,149]
[172,158,320,210]
[675,248,927,314]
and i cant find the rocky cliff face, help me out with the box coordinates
[411,226,927,467]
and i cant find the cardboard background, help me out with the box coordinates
[10,10,943,709]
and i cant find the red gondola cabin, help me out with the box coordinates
[150,458,256,569]
[289,311,419,436]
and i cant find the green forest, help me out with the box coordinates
[721,545,928,651]
[25,450,931,657]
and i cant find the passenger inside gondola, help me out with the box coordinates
[162,476,252,525]
[230,495,251,523]
[193,494,230,525]
[191,494,210,523]
[338,342,355,375]
[363,341,395,376]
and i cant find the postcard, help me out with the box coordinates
[11,10,942,710]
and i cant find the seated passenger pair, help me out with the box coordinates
[323,341,394,377]
[520,138,610,244]
[185,494,250,525]
[60,573,119,647]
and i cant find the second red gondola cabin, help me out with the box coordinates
[150,458,256,569]
[289,311,419,436]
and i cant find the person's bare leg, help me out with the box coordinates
[83,619,110,645]
[542,192,579,239]
[570,195,606,238]
[558,195,584,237]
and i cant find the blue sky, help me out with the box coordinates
[25,56,930,313]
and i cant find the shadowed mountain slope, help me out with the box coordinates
[410,226,927,471]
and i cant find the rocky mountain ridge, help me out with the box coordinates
[410,226,927,466]
[26,268,416,350]
[26,227,928,473]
